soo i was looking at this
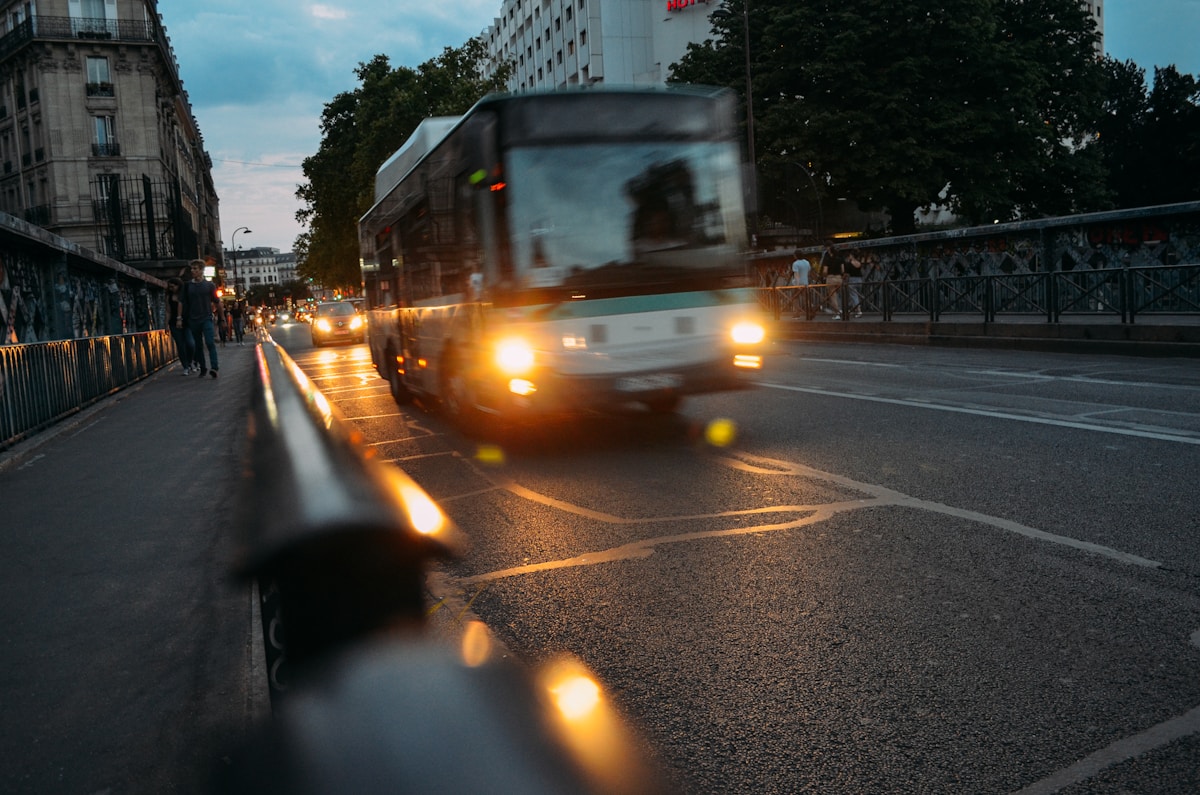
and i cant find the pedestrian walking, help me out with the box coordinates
[182,259,220,379]
[166,274,194,374]
[217,304,229,346]
[232,300,246,345]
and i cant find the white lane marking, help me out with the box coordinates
[452,452,1159,587]
[966,369,1200,393]
[798,357,905,368]
[760,382,1200,445]
[1012,704,1200,795]
[719,452,1161,568]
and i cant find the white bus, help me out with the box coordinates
[360,86,766,429]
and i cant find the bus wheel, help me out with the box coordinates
[388,348,413,405]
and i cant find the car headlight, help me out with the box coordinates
[349,316,364,331]
[731,321,765,345]
[495,338,535,375]
[315,318,332,332]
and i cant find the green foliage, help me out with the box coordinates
[1096,61,1200,208]
[295,41,508,290]
[670,0,1115,234]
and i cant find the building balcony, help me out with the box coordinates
[23,204,50,225]
[92,142,121,157]
[86,82,115,97]
[0,17,168,75]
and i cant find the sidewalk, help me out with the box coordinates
[0,339,267,793]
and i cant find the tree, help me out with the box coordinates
[1142,66,1200,204]
[669,0,1107,235]
[295,41,508,290]
[1096,61,1200,208]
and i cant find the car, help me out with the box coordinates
[310,301,365,347]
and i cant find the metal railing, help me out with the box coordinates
[761,263,1200,324]
[222,336,670,792]
[0,330,175,452]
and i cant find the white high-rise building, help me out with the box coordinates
[1083,2,1105,54]
[481,0,714,90]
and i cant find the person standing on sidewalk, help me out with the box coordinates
[844,252,864,318]
[820,246,845,318]
[166,275,194,374]
[790,250,813,319]
[183,259,220,379]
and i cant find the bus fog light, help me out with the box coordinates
[509,378,537,396]
[731,322,765,345]
[733,354,762,369]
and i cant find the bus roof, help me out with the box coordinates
[360,84,734,228]
[373,116,461,204]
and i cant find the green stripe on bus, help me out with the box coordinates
[498,289,757,321]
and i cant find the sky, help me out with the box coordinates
[164,1,1200,255]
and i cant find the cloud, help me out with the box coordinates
[310,4,349,21]
[164,1,517,251]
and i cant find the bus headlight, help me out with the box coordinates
[495,338,535,375]
[731,321,765,345]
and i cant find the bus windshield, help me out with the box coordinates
[504,140,747,293]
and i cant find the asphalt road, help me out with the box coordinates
[209,324,1200,792]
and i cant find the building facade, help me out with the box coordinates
[481,0,715,91]
[481,0,1105,92]
[0,0,219,279]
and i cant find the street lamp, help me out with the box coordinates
[711,1,757,244]
[231,226,252,299]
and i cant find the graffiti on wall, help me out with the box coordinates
[0,249,50,344]
[0,246,165,346]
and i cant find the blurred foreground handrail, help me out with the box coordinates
[237,338,464,674]
[227,337,672,794]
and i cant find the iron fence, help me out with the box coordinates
[0,330,175,451]
[762,263,1200,324]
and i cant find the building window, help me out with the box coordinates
[93,115,119,156]
[86,56,109,83]
[86,56,113,96]
[580,29,586,46]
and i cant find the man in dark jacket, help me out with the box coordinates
[182,259,221,378]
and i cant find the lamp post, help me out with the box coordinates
[712,1,757,244]
[231,226,252,299]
